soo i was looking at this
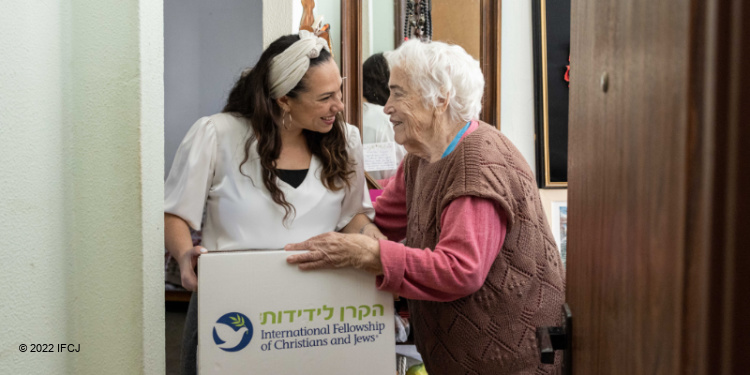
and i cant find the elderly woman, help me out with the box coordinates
[286,40,565,374]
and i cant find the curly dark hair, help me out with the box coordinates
[363,53,390,106]
[223,34,353,224]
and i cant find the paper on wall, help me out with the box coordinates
[363,142,399,172]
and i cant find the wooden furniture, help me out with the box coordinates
[165,290,192,303]
[341,0,363,132]
[567,0,750,372]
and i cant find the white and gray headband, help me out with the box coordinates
[268,30,330,99]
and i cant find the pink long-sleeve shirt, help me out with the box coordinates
[374,122,508,302]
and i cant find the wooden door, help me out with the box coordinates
[566,0,750,373]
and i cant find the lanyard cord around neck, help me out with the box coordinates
[441,121,472,158]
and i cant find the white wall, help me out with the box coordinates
[371,0,396,54]
[0,1,163,373]
[500,0,537,174]
[164,0,264,179]
[363,0,396,57]
[264,0,295,49]
[0,3,68,371]
[500,0,567,225]
[311,0,341,68]
[363,0,372,57]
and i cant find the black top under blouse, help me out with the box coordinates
[277,169,308,189]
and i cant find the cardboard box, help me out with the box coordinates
[198,250,396,374]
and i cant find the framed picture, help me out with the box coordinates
[550,201,568,267]
[532,0,571,188]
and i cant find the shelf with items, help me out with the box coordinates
[165,288,191,303]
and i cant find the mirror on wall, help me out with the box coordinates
[358,0,488,186]
[360,0,401,183]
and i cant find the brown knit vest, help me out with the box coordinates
[403,123,565,375]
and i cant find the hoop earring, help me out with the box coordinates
[281,111,291,131]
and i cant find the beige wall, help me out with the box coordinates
[0,1,164,373]
[431,0,481,60]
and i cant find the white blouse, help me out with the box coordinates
[164,112,374,251]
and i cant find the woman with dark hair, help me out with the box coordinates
[362,53,406,182]
[363,52,390,107]
[164,31,381,374]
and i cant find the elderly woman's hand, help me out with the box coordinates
[360,222,388,240]
[285,232,384,275]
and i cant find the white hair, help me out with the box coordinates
[385,40,484,123]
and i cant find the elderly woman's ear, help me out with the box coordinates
[435,94,451,114]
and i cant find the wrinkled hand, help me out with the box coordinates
[360,222,387,240]
[285,232,383,275]
[177,245,207,291]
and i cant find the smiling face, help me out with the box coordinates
[280,59,344,134]
[383,66,434,155]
